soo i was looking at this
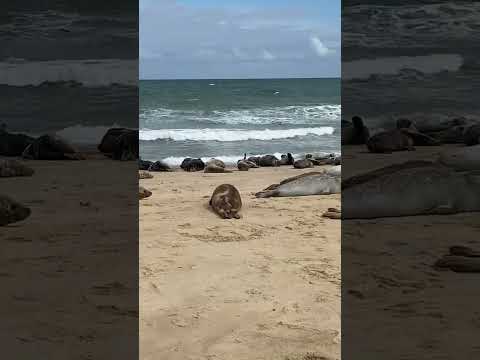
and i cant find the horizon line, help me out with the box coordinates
[139,76,340,81]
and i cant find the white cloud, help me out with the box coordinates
[310,36,332,57]
[261,49,276,61]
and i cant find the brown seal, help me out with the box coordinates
[209,184,242,219]
[139,186,152,200]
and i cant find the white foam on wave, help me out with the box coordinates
[140,104,341,125]
[343,54,463,80]
[0,59,137,87]
[139,127,335,142]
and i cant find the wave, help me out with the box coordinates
[343,54,463,80]
[139,127,335,142]
[159,151,340,167]
[53,124,136,145]
[0,59,137,87]
[140,104,341,126]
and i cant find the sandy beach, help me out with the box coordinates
[140,166,341,360]
[342,145,480,358]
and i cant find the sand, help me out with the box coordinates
[140,166,341,360]
[342,145,480,358]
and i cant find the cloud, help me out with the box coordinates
[261,50,276,61]
[310,36,332,57]
[140,0,340,78]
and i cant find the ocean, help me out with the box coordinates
[139,78,340,166]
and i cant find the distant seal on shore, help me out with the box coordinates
[0,159,34,177]
[112,130,138,160]
[148,160,171,172]
[237,155,259,171]
[0,195,31,226]
[255,172,340,198]
[139,171,153,179]
[464,124,480,146]
[139,159,153,170]
[204,159,232,173]
[342,163,480,219]
[322,208,341,219]
[139,186,152,199]
[366,129,415,153]
[396,119,441,146]
[22,134,80,160]
[209,184,242,219]
[438,144,480,171]
[247,156,261,166]
[180,158,205,172]
[259,155,279,167]
[293,159,314,169]
[278,153,294,166]
[0,129,35,157]
[342,116,370,145]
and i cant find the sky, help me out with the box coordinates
[140,0,340,79]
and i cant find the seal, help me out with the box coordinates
[139,186,152,200]
[204,159,232,173]
[322,208,341,219]
[342,164,480,219]
[0,128,35,157]
[396,119,440,146]
[293,159,314,169]
[139,171,153,179]
[112,130,138,160]
[209,184,242,219]
[0,195,31,226]
[247,156,261,166]
[0,159,34,177]
[237,159,257,171]
[464,124,480,146]
[342,116,370,145]
[22,134,80,160]
[366,129,415,153]
[180,158,205,172]
[98,128,132,154]
[259,155,279,167]
[148,160,171,172]
[139,159,153,170]
[434,255,480,273]
[255,172,340,198]
[278,153,294,166]
[449,245,480,257]
[438,145,480,171]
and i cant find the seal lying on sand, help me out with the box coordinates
[148,160,171,172]
[366,129,415,153]
[0,129,35,156]
[278,153,294,166]
[438,145,480,171]
[259,155,279,167]
[434,246,480,272]
[322,208,341,219]
[0,159,34,177]
[237,159,258,171]
[181,158,205,172]
[204,159,232,173]
[139,159,153,170]
[342,116,370,145]
[464,124,480,146]
[293,159,314,169]
[342,163,480,219]
[22,134,81,160]
[139,171,153,179]
[209,184,242,219]
[396,119,440,146]
[112,130,138,160]
[0,195,31,226]
[139,186,152,199]
[255,172,340,198]
[247,156,261,166]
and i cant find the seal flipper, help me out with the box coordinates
[255,190,278,198]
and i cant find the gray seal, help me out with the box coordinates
[204,159,232,173]
[209,184,242,219]
[0,159,34,177]
[148,160,171,172]
[342,116,370,145]
[22,134,81,160]
[180,158,205,172]
[255,172,340,198]
[259,155,279,167]
[342,163,480,219]
[0,128,35,157]
[293,159,314,169]
[0,195,31,226]
[366,129,415,153]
